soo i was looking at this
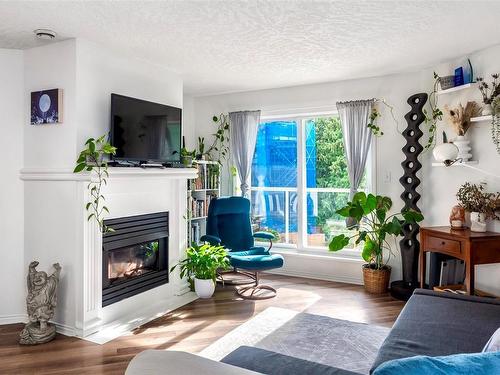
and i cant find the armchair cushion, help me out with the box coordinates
[230,253,284,271]
[253,231,275,241]
[228,247,269,257]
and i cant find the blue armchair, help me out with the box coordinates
[200,196,284,299]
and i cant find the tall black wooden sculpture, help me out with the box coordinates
[390,93,427,301]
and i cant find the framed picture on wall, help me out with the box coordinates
[30,88,63,125]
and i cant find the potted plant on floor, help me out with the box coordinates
[456,182,500,232]
[170,243,230,298]
[328,192,424,294]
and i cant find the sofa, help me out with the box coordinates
[126,289,500,374]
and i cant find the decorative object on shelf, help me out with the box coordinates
[196,136,206,160]
[170,243,230,299]
[328,192,424,294]
[439,75,455,90]
[491,96,500,154]
[180,137,195,167]
[433,134,459,166]
[449,205,466,229]
[30,88,63,125]
[444,101,481,162]
[463,58,475,84]
[73,135,117,233]
[20,261,61,345]
[477,74,500,115]
[456,182,500,232]
[392,92,427,300]
[423,73,443,150]
[454,67,464,87]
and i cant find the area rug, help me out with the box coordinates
[200,307,390,374]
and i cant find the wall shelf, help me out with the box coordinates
[470,115,492,122]
[436,83,474,95]
[431,161,478,167]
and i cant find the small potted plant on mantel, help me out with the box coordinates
[170,243,230,298]
[456,182,500,232]
[328,192,424,294]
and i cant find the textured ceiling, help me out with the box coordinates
[1,1,500,96]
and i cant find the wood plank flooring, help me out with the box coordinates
[0,275,405,374]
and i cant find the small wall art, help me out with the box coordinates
[30,88,63,125]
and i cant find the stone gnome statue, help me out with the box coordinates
[19,261,61,345]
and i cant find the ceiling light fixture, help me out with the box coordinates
[34,29,57,40]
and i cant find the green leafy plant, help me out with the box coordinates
[203,114,230,164]
[423,72,444,150]
[170,243,230,281]
[456,182,500,220]
[328,192,424,270]
[367,108,383,136]
[477,74,500,104]
[73,135,117,233]
[197,136,205,159]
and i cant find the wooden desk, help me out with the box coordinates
[420,226,500,295]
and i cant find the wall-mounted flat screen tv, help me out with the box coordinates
[110,94,181,163]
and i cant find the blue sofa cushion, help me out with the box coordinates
[373,351,500,375]
[222,346,361,375]
[229,253,284,270]
[228,247,269,257]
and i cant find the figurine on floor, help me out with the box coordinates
[19,261,61,345]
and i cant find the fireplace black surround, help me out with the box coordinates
[102,212,169,307]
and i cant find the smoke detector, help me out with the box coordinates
[34,29,57,40]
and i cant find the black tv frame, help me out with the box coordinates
[110,93,182,165]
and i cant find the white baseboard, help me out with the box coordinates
[0,314,27,325]
[267,250,364,285]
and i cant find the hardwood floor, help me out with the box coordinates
[0,275,405,374]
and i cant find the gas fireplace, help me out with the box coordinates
[102,212,169,307]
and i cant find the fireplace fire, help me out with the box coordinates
[102,212,169,307]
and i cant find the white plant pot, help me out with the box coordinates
[482,104,493,116]
[470,212,487,232]
[453,135,472,162]
[194,278,215,298]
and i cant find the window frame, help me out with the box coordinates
[249,110,377,255]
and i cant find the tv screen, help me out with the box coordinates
[110,94,181,163]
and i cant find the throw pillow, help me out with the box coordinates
[373,351,500,375]
[483,327,500,352]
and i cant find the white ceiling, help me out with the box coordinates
[1,1,500,96]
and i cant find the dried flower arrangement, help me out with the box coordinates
[444,101,482,136]
[456,182,500,220]
[477,74,500,104]
[492,96,500,154]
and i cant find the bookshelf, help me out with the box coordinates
[187,160,220,245]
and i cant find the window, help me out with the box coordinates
[250,114,372,250]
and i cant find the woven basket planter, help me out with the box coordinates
[362,265,391,294]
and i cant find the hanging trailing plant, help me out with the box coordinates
[422,72,444,150]
[198,114,230,164]
[367,107,383,136]
[492,95,500,154]
[73,135,117,233]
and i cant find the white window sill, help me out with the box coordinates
[256,242,364,263]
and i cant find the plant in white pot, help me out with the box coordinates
[328,192,424,294]
[456,182,500,232]
[170,243,230,298]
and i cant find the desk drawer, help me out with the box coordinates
[426,236,461,256]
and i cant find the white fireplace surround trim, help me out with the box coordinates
[21,167,198,343]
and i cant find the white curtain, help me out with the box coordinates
[229,110,261,197]
[336,100,374,199]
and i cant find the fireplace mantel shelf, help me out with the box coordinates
[20,167,198,181]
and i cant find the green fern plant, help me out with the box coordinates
[73,135,117,233]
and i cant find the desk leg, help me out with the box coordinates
[419,250,426,289]
[465,261,474,295]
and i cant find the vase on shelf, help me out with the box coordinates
[470,212,487,232]
[482,104,493,116]
[453,135,472,162]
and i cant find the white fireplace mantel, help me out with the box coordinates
[21,166,198,342]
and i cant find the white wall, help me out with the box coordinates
[421,45,500,295]
[188,71,425,284]
[0,49,25,322]
[188,44,500,293]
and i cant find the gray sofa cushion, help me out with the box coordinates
[370,289,500,372]
[222,346,361,375]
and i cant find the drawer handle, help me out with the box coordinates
[441,241,446,245]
